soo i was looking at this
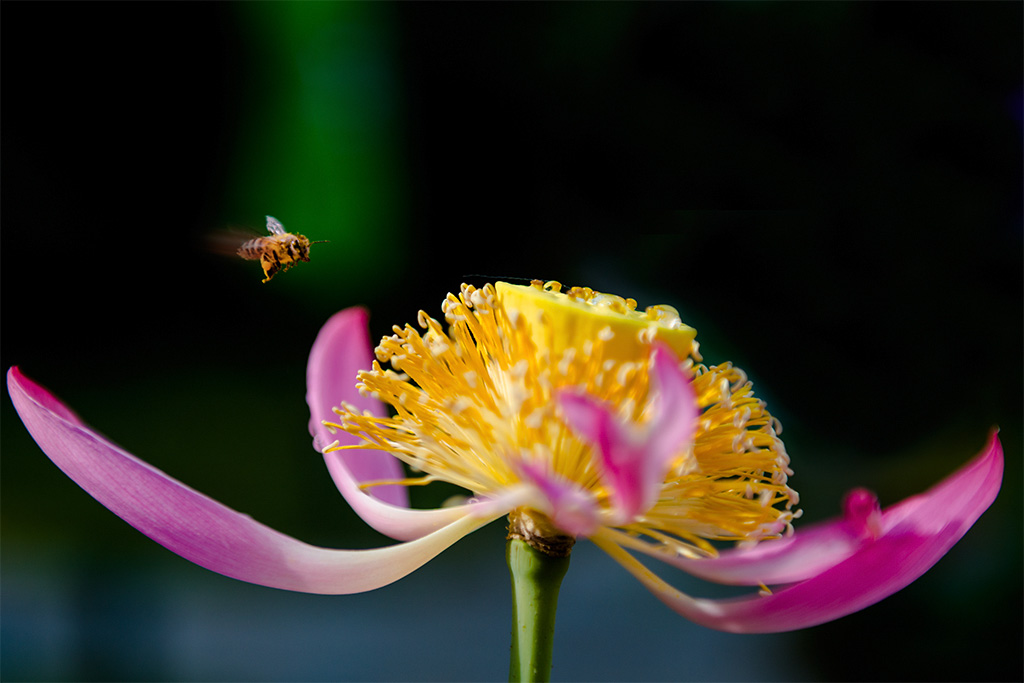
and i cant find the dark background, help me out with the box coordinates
[2,3,1021,681]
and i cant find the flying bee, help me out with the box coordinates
[236,216,328,283]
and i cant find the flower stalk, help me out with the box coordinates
[506,521,572,683]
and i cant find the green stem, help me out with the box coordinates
[506,538,571,683]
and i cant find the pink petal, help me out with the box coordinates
[308,309,479,541]
[557,391,643,515]
[306,307,407,506]
[8,367,497,594]
[594,432,1003,632]
[610,496,871,586]
[323,453,488,542]
[519,461,601,536]
[557,344,697,522]
[643,345,700,466]
[668,431,1000,587]
[598,518,864,587]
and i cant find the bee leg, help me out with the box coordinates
[261,254,281,283]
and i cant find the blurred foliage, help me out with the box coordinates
[2,2,1021,681]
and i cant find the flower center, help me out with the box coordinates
[325,281,798,556]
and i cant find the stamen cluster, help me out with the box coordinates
[327,282,798,558]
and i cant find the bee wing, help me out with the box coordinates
[266,215,286,235]
[205,226,259,256]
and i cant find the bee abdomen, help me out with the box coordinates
[237,238,268,261]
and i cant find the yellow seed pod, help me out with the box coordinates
[495,280,697,364]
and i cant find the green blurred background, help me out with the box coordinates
[2,2,1020,681]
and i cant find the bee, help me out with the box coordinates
[236,216,328,283]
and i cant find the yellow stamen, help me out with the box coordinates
[324,281,798,557]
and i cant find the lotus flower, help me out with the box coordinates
[7,281,1003,634]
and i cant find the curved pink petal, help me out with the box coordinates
[594,432,1003,632]
[307,308,475,541]
[597,519,863,587]
[557,390,637,512]
[9,367,498,594]
[306,307,407,505]
[324,453,492,541]
[602,491,874,586]
[876,431,1003,537]
[643,344,700,465]
[558,344,697,521]
[669,431,1001,586]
